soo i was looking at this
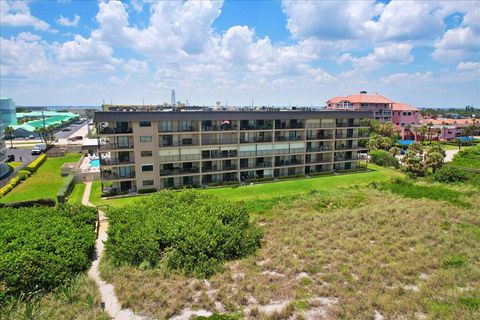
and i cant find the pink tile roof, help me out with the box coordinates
[327,93,393,104]
[421,118,480,126]
[392,102,420,111]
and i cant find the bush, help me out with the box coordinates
[245,177,274,183]
[0,175,23,197]
[17,170,31,180]
[0,198,56,208]
[433,166,468,183]
[369,149,400,168]
[137,188,157,194]
[450,145,480,169]
[25,154,47,173]
[0,204,96,299]
[105,190,263,277]
[57,174,75,203]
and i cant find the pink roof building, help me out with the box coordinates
[391,103,421,139]
[326,92,394,123]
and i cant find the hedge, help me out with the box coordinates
[0,204,96,299]
[57,174,76,203]
[24,154,47,173]
[137,188,157,194]
[0,198,56,208]
[105,190,262,276]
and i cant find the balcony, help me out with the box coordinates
[306,146,332,152]
[99,143,134,150]
[275,122,304,129]
[274,136,304,142]
[306,158,332,164]
[98,127,133,134]
[336,122,360,127]
[202,138,238,145]
[160,167,200,176]
[101,158,135,165]
[240,162,272,170]
[202,151,238,159]
[202,125,237,132]
[238,150,273,157]
[101,172,135,181]
[202,165,237,173]
[335,145,356,150]
[305,123,335,129]
[240,125,273,130]
[306,135,333,140]
[335,134,354,139]
[159,154,200,162]
[158,126,198,133]
[334,156,360,162]
[240,136,273,143]
[159,139,200,147]
[274,148,305,155]
[274,159,303,167]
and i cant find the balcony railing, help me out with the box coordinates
[305,123,335,129]
[240,137,273,143]
[274,136,304,142]
[240,162,272,170]
[335,134,354,139]
[159,154,200,162]
[99,143,134,150]
[275,123,304,129]
[335,145,356,150]
[101,158,135,165]
[160,167,200,176]
[240,125,273,130]
[306,158,332,164]
[202,138,238,145]
[334,156,360,162]
[202,125,237,132]
[336,123,360,127]
[239,150,274,157]
[306,147,333,152]
[101,172,135,180]
[158,127,198,132]
[202,165,237,173]
[274,159,303,166]
[98,127,133,134]
[306,135,334,140]
[159,139,200,147]
[274,148,305,155]
[202,151,238,159]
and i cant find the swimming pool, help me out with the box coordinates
[89,159,100,168]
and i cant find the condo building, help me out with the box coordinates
[94,109,370,193]
[326,92,394,123]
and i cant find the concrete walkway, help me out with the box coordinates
[444,149,460,162]
[82,181,145,320]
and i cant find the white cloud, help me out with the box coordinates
[457,61,480,71]
[123,59,148,74]
[0,0,51,31]
[339,43,413,69]
[379,71,433,86]
[282,0,381,40]
[56,14,80,27]
[433,27,480,62]
[0,34,50,78]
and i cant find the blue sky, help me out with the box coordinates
[0,0,479,107]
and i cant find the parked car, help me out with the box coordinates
[7,154,15,162]
[68,136,83,141]
[28,135,35,139]
[61,127,71,132]
[31,143,47,155]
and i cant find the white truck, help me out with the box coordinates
[31,143,47,155]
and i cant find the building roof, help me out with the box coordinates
[94,110,372,123]
[327,93,393,104]
[392,103,420,111]
[421,118,479,126]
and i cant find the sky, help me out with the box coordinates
[0,0,479,108]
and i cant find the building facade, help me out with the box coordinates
[0,119,9,178]
[326,92,393,123]
[391,103,421,139]
[0,97,17,127]
[94,109,370,193]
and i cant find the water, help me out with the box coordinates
[89,159,100,168]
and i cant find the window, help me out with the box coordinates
[142,164,154,172]
[140,136,152,142]
[141,150,153,157]
[143,180,154,186]
[139,121,151,127]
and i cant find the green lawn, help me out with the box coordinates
[89,164,403,210]
[450,145,480,169]
[68,183,86,205]
[1,153,82,203]
[8,162,22,169]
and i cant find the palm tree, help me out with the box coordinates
[461,125,476,145]
[4,126,14,148]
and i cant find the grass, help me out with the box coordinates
[1,275,110,320]
[8,161,22,169]
[68,183,86,204]
[89,164,403,211]
[450,145,480,169]
[98,186,480,319]
[0,153,82,203]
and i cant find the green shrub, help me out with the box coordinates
[57,174,75,203]
[450,145,480,169]
[369,149,400,168]
[0,176,22,197]
[137,188,157,194]
[105,190,262,277]
[433,166,468,183]
[0,198,56,208]
[25,154,47,173]
[17,170,32,180]
[0,204,96,299]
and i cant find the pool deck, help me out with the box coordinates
[80,155,100,173]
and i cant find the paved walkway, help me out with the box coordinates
[82,181,145,320]
[444,149,460,162]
